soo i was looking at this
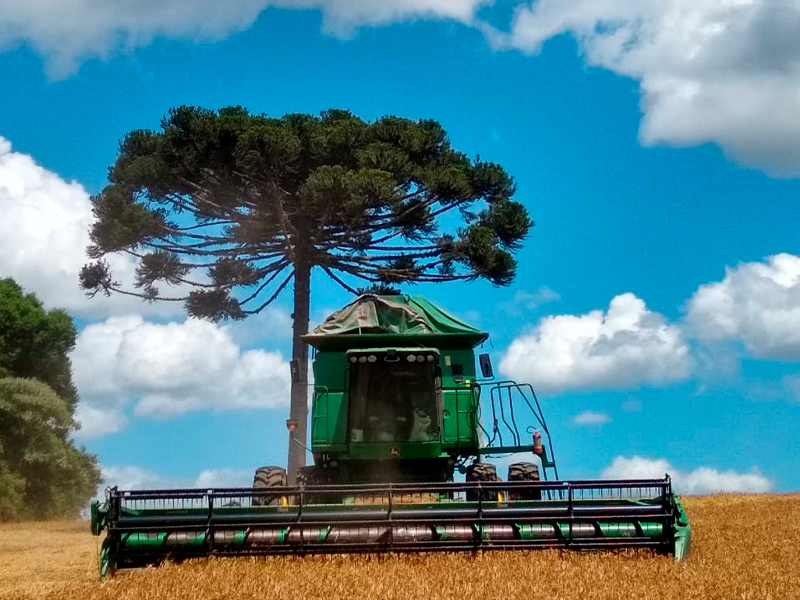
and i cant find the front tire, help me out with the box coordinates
[466,462,500,501]
[507,462,541,500]
[252,466,287,506]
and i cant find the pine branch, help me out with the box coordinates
[321,266,360,295]
[243,271,295,314]
[239,262,291,304]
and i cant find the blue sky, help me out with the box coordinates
[1,1,798,494]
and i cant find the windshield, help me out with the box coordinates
[348,361,440,444]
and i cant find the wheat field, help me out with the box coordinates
[2,494,799,600]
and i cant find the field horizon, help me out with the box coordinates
[2,493,799,599]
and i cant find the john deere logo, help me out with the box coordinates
[388,446,401,457]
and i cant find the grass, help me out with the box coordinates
[2,494,799,599]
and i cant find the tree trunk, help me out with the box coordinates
[287,257,311,484]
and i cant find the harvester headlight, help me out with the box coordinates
[416,355,425,363]
[349,356,357,363]
[426,355,434,362]
[367,355,377,363]
[358,356,367,363]
[407,354,417,362]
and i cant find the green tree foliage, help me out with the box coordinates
[0,279,78,410]
[80,107,533,479]
[0,279,100,520]
[0,378,101,520]
[356,283,403,296]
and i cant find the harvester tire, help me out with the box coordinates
[252,466,287,506]
[507,462,541,500]
[466,462,500,501]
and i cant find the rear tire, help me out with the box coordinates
[466,462,500,501]
[507,462,541,500]
[252,466,287,506]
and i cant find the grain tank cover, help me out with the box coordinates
[304,294,489,350]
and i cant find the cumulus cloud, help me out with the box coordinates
[0,0,487,78]
[500,293,691,394]
[484,0,800,177]
[0,137,188,318]
[5,2,800,176]
[685,254,800,360]
[72,314,291,436]
[572,410,610,426]
[100,465,168,492]
[602,455,773,494]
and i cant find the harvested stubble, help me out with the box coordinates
[2,494,799,600]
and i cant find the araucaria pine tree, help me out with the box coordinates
[80,107,533,481]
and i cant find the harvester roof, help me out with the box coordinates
[303,294,489,350]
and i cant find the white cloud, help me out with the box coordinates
[194,468,253,489]
[100,465,168,492]
[5,2,800,176]
[72,314,291,436]
[602,455,773,495]
[572,410,610,426]
[96,465,254,498]
[485,0,800,177]
[0,136,187,318]
[0,137,294,436]
[500,286,561,314]
[308,0,486,35]
[74,403,127,439]
[685,254,800,360]
[500,293,691,394]
[690,342,742,388]
[0,0,487,78]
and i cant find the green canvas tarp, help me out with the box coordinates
[303,295,489,349]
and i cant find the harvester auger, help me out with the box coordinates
[91,295,691,576]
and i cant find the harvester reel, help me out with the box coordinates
[252,466,287,506]
[508,462,541,501]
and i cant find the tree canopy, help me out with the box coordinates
[0,279,78,409]
[0,279,100,520]
[0,378,100,520]
[80,106,533,479]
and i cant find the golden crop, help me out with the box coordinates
[2,494,799,600]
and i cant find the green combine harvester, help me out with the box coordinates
[91,295,691,576]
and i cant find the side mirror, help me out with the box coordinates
[478,353,494,379]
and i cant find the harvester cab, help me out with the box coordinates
[91,294,691,577]
[299,295,559,490]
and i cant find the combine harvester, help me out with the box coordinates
[91,295,691,576]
